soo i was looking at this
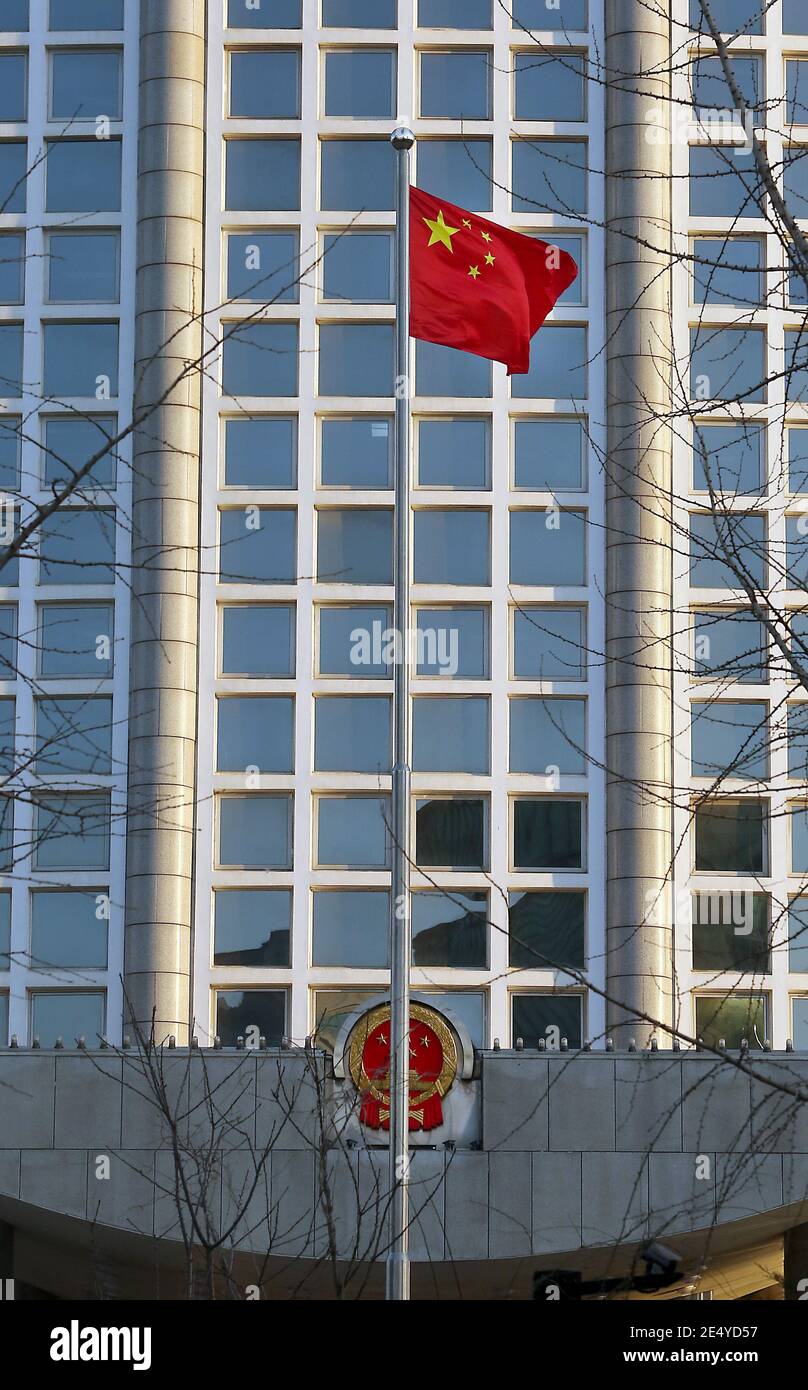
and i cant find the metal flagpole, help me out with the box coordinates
[387,123,415,1303]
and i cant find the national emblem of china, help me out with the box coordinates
[348,1002,458,1133]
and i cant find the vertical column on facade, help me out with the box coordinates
[605,0,674,1042]
[123,0,205,1043]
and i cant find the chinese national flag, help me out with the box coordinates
[409,186,578,375]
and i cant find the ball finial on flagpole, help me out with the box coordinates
[391,124,415,151]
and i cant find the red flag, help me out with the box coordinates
[409,186,578,375]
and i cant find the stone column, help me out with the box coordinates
[124,0,205,1043]
[605,0,674,1042]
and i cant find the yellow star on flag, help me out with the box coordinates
[462,218,472,229]
[468,265,481,279]
[423,209,460,252]
[481,230,493,243]
[485,252,495,266]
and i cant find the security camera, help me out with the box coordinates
[640,1241,681,1280]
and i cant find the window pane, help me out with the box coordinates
[43,322,119,398]
[39,510,115,585]
[322,0,396,24]
[789,896,808,972]
[314,695,390,772]
[512,138,587,216]
[0,323,22,396]
[784,148,808,223]
[509,891,585,970]
[43,415,117,490]
[0,696,13,775]
[0,52,24,120]
[789,428,808,493]
[322,232,393,303]
[216,696,294,773]
[218,795,292,868]
[320,139,395,211]
[695,995,766,1049]
[0,890,9,970]
[691,700,768,779]
[225,139,300,211]
[785,0,808,36]
[513,607,586,680]
[319,323,394,396]
[321,418,391,487]
[793,998,808,1048]
[229,49,300,117]
[789,704,808,780]
[692,422,763,494]
[691,54,763,117]
[415,606,488,677]
[514,51,586,120]
[0,506,20,586]
[512,0,587,27]
[319,604,392,676]
[418,418,490,488]
[692,892,769,972]
[693,610,766,684]
[692,237,762,306]
[318,509,393,584]
[547,234,586,306]
[785,328,808,403]
[690,513,765,589]
[46,139,121,212]
[415,341,492,397]
[422,991,485,1047]
[417,138,492,211]
[511,698,586,775]
[510,509,586,586]
[50,0,124,26]
[218,508,296,584]
[690,327,765,402]
[0,604,15,677]
[420,51,490,119]
[412,890,487,968]
[416,797,486,868]
[512,994,582,1050]
[689,146,762,218]
[31,992,105,1047]
[412,696,490,772]
[222,323,298,397]
[0,232,22,305]
[513,419,585,490]
[223,417,296,488]
[34,793,110,870]
[215,990,286,1047]
[31,890,107,970]
[1,1,27,28]
[39,603,113,677]
[228,0,301,24]
[313,890,389,967]
[221,605,294,676]
[51,49,121,120]
[511,325,587,400]
[325,50,395,117]
[314,989,379,1051]
[511,800,578,861]
[0,417,19,488]
[0,142,26,213]
[35,696,112,774]
[694,800,765,873]
[414,509,490,585]
[214,890,291,967]
[787,517,808,590]
[420,0,491,26]
[227,232,299,304]
[317,795,390,868]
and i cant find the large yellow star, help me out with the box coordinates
[423,209,460,252]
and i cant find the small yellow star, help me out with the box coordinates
[484,252,495,266]
[462,218,472,229]
[468,264,480,279]
[481,230,492,243]
[422,209,460,252]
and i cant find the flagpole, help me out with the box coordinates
[387,122,415,1304]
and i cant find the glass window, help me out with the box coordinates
[30,992,105,1047]
[222,322,299,397]
[318,604,392,676]
[789,428,808,493]
[43,415,117,490]
[789,897,808,972]
[787,516,808,590]
[214,890,291,968]
[789,247,807,306]
[689,147,762,218]
[419,0,491,25]
[317,508,392,584]
[692,421,763,494]
[422,991,485,1047]
[690,327,765,403]
[0,416,19,488]
[788,704,808,780]
[314,989,379,1050]
[512,0,587,27]
[1,1,27,28]
[43,322,119,399]
[418,418,490,488]
[0,604,15,677]
[513,798,583,870]
[691,54,763,117]
[513,606,586,680]
[0,695,13,775]
[33,792,110,870]
[510,509,586,587]
[420,51,491,119]
[221,605,294,677]
[322,232,394,304]
[215,989,286,1047]
[785,0,808,36]
[512,325,587,400]
[793,997,808,1047]
[316,795,390,868]
[691,891,769,972]
[415,341,492,397]
[314,695,391,772]
[0,233,22,305]
[787,61,808,128]
[229,48,300,118]
[218,794,292,868]
[693,610,766,684]
[0,505,20,587]
[514,51,586,121]
[321,418,391,487]
[784,147,808,222]
[417,138,492,211]
[46,139,121,212]
[509,891,585,970]
[225,139,300,211]
[0,142,26,213]
[0,890,8,970]
[227,232,299,304]
[691,700,768,780]
[312,890,389,968]
[692,237,762,307]
[414,509,490,585]
[512,138,587,216]
[689,512,765,589]
[415,606,488,677]
[51,49,121,120]
[35,696,112,774]
[39,509,116,585]
[39,604,113,677]
[319,323,394,396]
[695,994,766,1049]
[223,417,296,488]
[513,419,585,490]
[323,0,396,22]
[228,0,301,24]
[510,697,586,775]
[545,234,586,306]
[216,696,294,773]
[694,799,766,873]
[50,0,124,26]
[0,52,25,120]
[218,508,296,585]
[512,994,583,1050]
[416,797,487,868]
[785,328,808,403]
[412,890,487,968]
[793,805,808,872]
[0,322,22,396]
[320,139,395,211]
[324,49,395,118]
[30,890,107,970]
[412,696,490,773]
